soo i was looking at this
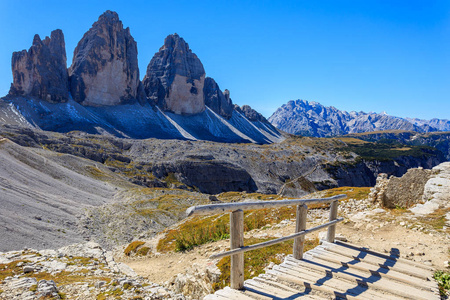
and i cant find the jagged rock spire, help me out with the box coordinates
[9,29,69,102]
[143,33,206,115]
[69,10,140,106]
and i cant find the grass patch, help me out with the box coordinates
[320,186,370,201]
[415,207,450,231]
[213,237,319,291]
[97,289,124,300]
[157,200,334,253]
[124,241,146,256]
[166,217,230,252]
[136,247,151,256]
[341,142,437,162]
[434,270,450,298]
[0,260,31,281]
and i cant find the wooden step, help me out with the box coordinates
[283,256,436,300]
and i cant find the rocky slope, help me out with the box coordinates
[269,99,448,137]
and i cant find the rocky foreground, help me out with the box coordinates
[1,163,449,299]
[0,242,189,300]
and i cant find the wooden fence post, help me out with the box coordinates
[293,204,307,259]
[230,209,244,290]
[326,200,338,243]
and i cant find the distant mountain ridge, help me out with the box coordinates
[268,99,450,137]
[2,10,282,144]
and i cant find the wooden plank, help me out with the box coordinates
[186,194,346,216]
[238,286,274,300]
[215,286,257,300]
[253,277,328,299]
[326,200,338,242]
[293,204,307,259]
[203,294,224,300]
[335,240,435,271]
[318,244,433,280]
[273,264,409,300]
[301,251,438,291]
[210,218,344,259]
[230,209,244,290]
[283,256,436,300]
[245,279,295,298]
[266,268,376,300]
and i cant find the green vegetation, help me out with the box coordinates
[213,237,319,291]
[96,289,124,300]
[415,208,450,232]
[157,192,342,253]
[320,186,370,201]
[0,259,111,285]
[136,247,151,256]
[434,270,450,297]
[124,241,146,256]
[341,141,437,162]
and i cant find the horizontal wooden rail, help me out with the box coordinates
[186,194,346,217]
[210,217,344,259]
[186,194,347,290]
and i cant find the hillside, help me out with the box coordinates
[0,126,445,252]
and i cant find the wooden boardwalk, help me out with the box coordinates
[205,240,440,300]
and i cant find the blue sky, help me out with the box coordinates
[0,0,448,119]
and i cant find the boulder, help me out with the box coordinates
[9,30,69,102]
[204,77,233,119]
[381,168,432,208]
[69,10,140,106]
[143,33,206,115]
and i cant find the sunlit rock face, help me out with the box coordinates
[9,30,69,102]
[69,10,140,106]
[143,33,206,115]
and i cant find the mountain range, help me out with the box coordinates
[1,11,282,144]
[268,99,450,137]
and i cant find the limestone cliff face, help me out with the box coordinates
[203,77,233,119]
[69,11,140,106]
[143,34,206,115]
[9,30,69,102]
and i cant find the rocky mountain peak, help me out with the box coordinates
[9,29,69,103]
[143,33,206,115]
[97,10,120,23]
[69,10,140,106]
[268,99,444,137]
[235,104,268,123]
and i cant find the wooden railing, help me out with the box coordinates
[186,194,347,290]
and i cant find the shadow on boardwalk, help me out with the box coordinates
[205,241,440,300]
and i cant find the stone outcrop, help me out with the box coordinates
[9,30,69,102]
[370,168,432,208]
[204,77,233,119]
[143,33,206,115]
[69,10,140,106]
